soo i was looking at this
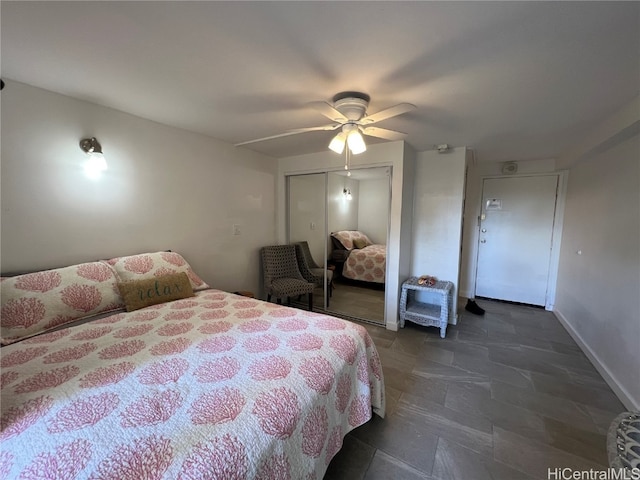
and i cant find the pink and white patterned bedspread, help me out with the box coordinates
[342,244,387,284]
[0,290,384,479]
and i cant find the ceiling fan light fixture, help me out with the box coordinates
[328,131,346,154]
[234,92,414,154]
[347,130,366,155]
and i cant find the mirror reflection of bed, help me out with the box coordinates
[287,167,390,325]
[328,229,386,323]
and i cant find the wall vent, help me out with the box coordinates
[502,161,518,174]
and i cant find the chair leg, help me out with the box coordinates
[308,292,313,311]
[276,297,281,305]
[267,294,271,303]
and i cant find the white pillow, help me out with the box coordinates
[103,251,209,292]
[331,231,373,250]
[1,262,124,345]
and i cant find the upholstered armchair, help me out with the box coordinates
[294,241,333,306]
[260,245,315,311]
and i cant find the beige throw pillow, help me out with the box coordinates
[353,238,367,249]
[117,272,194,312]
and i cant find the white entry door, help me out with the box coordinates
[475,175,559,306]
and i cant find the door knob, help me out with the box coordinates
[480,239,486,243]
[481,228,487,233]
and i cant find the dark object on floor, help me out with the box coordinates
[465,299,485,315]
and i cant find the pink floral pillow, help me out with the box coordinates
[331,231,373,251]
[104,251,209,292]
[1,262,124,345]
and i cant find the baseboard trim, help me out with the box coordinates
[553,309,638,411]
[460,289,473,299]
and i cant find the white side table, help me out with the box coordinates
[399,277,453,338]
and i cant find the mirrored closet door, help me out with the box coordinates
[287,167,391,325]
[287,173,330,309]
[326,168,389,324]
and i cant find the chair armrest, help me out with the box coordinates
[294,244,316,283]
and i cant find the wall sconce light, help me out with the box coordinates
[79,137,107,178]
[343,188,352,201]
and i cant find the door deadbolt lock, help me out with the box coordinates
[481,228,487,233]
[480,239,487,243]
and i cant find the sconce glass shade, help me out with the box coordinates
[83,153,107,179]
[80,137,107,178]
[347,130,366,154]
[328,132,346,154]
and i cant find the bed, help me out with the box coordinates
[0,251,384,479]
[331,231,386,284]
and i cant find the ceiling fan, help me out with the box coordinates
[234,92,416,154]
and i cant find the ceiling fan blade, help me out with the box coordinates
[308,101,350,123]
[359,103,416,125]
[234,124,340,147]
[291,124,342,133]
[361,126,407,141]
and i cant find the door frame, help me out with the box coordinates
[472,171,568,310]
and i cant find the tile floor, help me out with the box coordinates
[324,299,626,480]
[297,280,386,325]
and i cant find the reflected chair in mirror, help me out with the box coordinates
[260,245,315,311]
[294,241,333,307]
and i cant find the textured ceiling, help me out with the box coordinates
[2,1,638,161]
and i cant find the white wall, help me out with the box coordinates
[0,80,278,294]
[555,133,640,410]
[411,148,466,322]
[358,177,390,245]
